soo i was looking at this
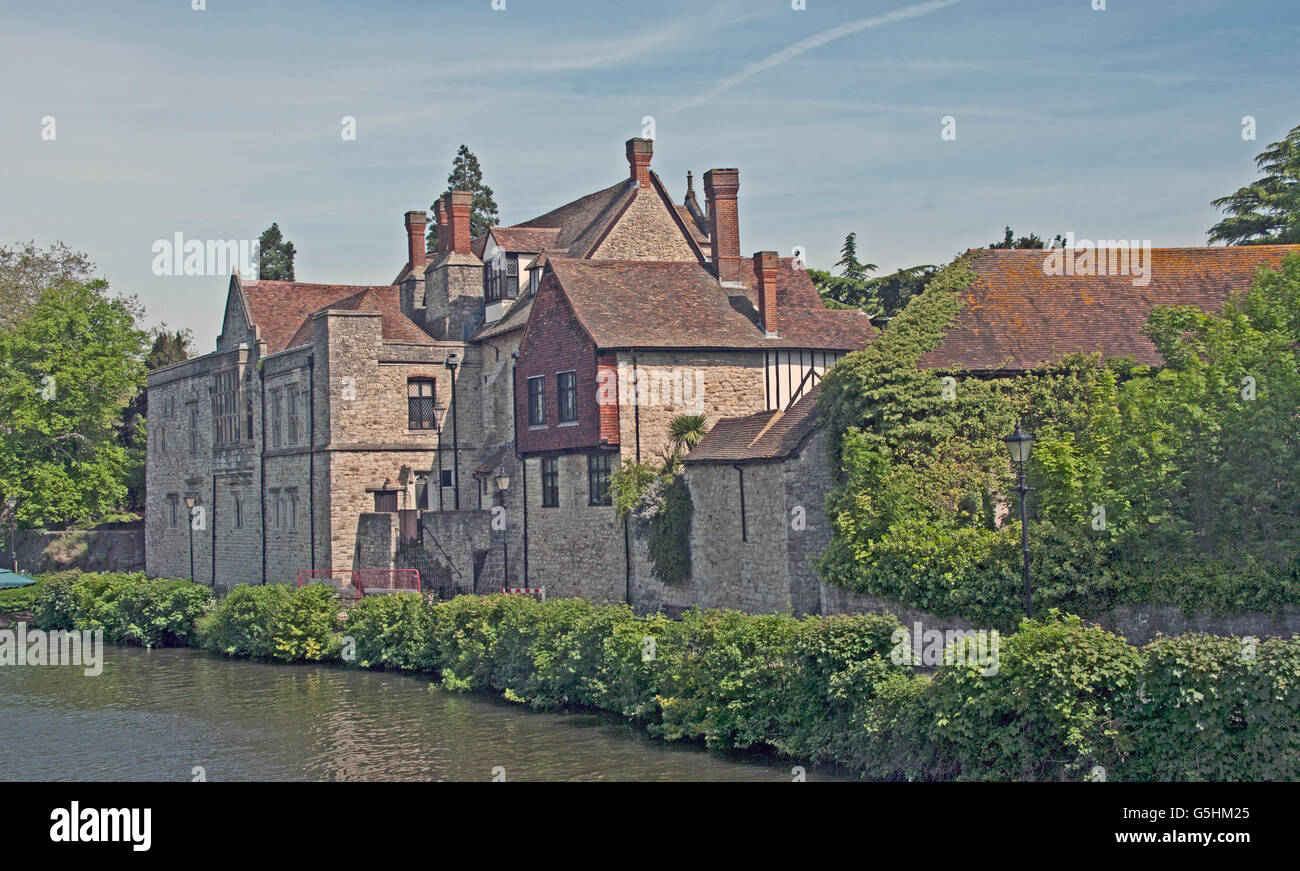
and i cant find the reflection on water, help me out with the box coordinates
[0,645,845,781]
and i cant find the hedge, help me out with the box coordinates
[10,571,1299,781]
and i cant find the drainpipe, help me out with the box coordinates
[211,472,217,589]
[512,349,527,584]
[446,354,460,510]
[735,464,747,542]
[308,353,315,572]
[259,361,267,585]
[632,354,641,463]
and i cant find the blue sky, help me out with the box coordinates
[2,0,1297,350]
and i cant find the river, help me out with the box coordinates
[0,645,846,781]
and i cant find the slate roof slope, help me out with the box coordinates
[685,385,824,464]
[922,245,1300,371]
[546,258,874,351]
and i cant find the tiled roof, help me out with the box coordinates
[922,245,1300,371]
[241,280,407,354]
[471,295,534,340]
[514,181,631,252]
[237,281,427,353]
[685,386,824,464]
[548,258,874,351]
[489,226,561,253]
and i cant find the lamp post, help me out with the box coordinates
[494,468,511,588]
[5,496,16,573]
[184,495,197,582]
[1003,422,1035,618]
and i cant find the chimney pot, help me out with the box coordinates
[433,199,448,257]
[626,138,653,188]
[754,250,779,336]
[444,190,473,255]
[704,168,741,283]
[404,210,428,274]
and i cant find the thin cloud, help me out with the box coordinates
[671,0,962,112]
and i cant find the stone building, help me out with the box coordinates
[682,244,1300,616]
[145,138,875,595]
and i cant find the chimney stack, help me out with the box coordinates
[433,199,448,257]
[404,210,427,273]
[754,251,779,337]
[444,190,472,255]
[626,138,653,188]
[704,168,740,284]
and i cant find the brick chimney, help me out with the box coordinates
[444,190,472,255]
[754,251,779,337]
[626,137,653,188]
[404,210,427,273]
[433,198,448,257]
[704,168,740,284]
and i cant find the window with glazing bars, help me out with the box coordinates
[588,453,612,505]
[408,378,437,429]
[528,376,546,425]
[557,371,577,423]
[541,457,559,507]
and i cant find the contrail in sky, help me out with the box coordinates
[671,0,963,112]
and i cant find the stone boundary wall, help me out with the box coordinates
[12,528,146,575]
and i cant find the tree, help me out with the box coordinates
[1209,123,1300,245]
[987,226,1065,249]
[427,145,500,252]
[121,328,195,510]
[0,241,96,332]
[812,232,881,317]
[0,281,148,528]
[256,223,296,281]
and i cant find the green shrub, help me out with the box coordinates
[270,583,342,662]
[916,611,1143,781]
[110,577,210,646]
[196,584,292,658]
[342,593,436,671]
[0,577,44,614]
[651,609,801,750]
[1122,633,1300,781]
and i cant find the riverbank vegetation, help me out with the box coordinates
[3,570,1297,781]
[818,252,1300,629]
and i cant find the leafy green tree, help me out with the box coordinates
[0,241,96,332]
[427,145,500,252]
[121,328,195,509]
[0,281,148,528]
[256,223,296,281]
[812,232,881,317]
[987,226,1065,250]
[1209,123,1300,245]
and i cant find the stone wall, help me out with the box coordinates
[615,350,765,463]
[12,528,145,574]
[523,453,625,602]
[592,188,699,261]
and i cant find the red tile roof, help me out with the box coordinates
[514,181,631,252]
[685,385,824,464]
[547,258,874,351]
[488,226,561,253]
[240,280,427,354]
[921,245,1300,371]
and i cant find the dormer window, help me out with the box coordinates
[484,253,519,303]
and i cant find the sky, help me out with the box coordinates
[2,0,1298,351]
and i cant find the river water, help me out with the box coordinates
[1,645,845,781]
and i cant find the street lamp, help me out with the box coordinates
[184,495,197,582]
[1003,422,1035,618]
[494,468,511,588]
[5,496,16,573]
